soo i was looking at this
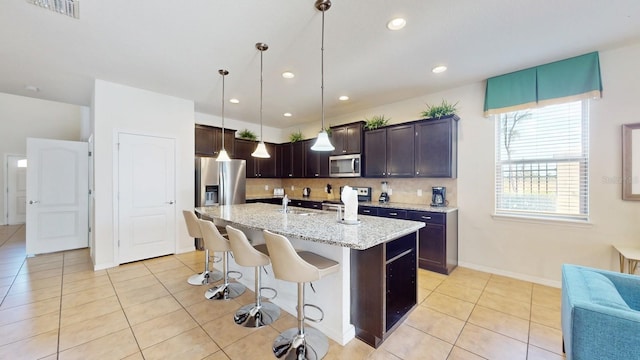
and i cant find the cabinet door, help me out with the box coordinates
[386,124,415,177]
[345,123,362,154]
[330,127,347,155]
[255,142,277,178]
[291,141,305,177]
[415,118,456,178]
[364,129,387,177]
[195,126,215,156]
[304,139,330,178]
[234,139,257,178]
[222,129,235,157]
[418,224,446,269]
[281,143,293,177]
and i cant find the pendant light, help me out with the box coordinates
[216,69,231,162]
[251,43,271,158]
[310,0,335,152]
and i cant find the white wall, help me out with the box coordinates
[195,112,285,143]
[92,79,195,270]
[0,93,84,225]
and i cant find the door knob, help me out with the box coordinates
[28,200,39,204]
[167,201,174,204]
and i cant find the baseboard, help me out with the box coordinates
[94,262,118,271]
[176,246,196,254]
[458,261,562,288]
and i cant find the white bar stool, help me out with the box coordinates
[183,210,223,285]
[263,229,340,360]
[226,225,280,327]
[198,219,245,300]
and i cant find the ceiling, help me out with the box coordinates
[1,1,640,129]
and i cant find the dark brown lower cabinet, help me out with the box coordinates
[351,232,417,348]
[408,210,458,274]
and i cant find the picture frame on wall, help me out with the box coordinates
[622,123,640,200]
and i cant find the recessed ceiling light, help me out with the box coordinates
[283,112,292,117]
[338,95,349,101]
[229,98,240,104]
[25,85,40,92]
[387,18,406,30]
[432,65,447,74]
[282,72,295,79]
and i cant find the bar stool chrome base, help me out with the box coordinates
[187,270,223,286]
[205,282,245,300]
[234,302,280,327]
[272,327,328,360]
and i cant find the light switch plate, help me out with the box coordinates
[388,188,393,195]
[417,189,422,196]
[265,185,269,191]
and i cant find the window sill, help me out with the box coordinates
[491,213,593,227]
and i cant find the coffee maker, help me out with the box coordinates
[379,181,390,203]
[431,186,446,207]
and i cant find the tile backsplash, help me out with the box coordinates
[246,177,457,207]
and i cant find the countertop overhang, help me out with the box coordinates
[196,203,424,250]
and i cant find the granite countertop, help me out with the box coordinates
[246,195,457,213]
[196,203,424,250]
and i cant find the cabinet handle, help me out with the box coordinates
[390,212,398,216]
[416,171,420,175]
[342,150,347,153]
[421,216,431,220]
[363,210,370,213]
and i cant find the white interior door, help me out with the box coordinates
[118,133,176,264]
[26,138,89,255]
[7,155,27,225]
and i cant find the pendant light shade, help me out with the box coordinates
[216,69,232,162]
[311,0,335,152]
[252,43,271,158]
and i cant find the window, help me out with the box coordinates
[495,100,589,220]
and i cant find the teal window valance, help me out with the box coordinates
[483,52,602,116]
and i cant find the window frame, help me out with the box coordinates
[494,100,590,222]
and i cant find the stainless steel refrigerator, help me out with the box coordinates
[194,158,246,249]
[195,157,246,207]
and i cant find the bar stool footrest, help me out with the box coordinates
[187,269,223,286]
[259,286,278,301]
[227,270,243,280]
[302,303,324,323]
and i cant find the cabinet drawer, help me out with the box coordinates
[407,211,445,224]
[358,206,378,216]
[378,208,407,219]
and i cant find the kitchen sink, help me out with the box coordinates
[278,209,317,216]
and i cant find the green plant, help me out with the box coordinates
[323,127,332,136]
[421,99,458,119]
[364,115,390,130]
[289,130,303,142]
[238,129,257,140]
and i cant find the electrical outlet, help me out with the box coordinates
[264,185,269,191]
[417,189,422,196]
[388,188,393,195]
[291,186,295,191]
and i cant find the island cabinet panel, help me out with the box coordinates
[195,125,235,157]
[414,116,458,178]
[363,129,387,177]
[331,122,364,155]
[407,210,458,274]
[351,232,418,348]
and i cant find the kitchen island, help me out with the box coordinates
[196,203,424,348]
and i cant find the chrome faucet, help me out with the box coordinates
[282,195,289,213]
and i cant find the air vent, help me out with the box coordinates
[27,0,79,19]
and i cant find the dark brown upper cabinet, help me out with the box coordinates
[195,124,235,157]
[414,115,458,178]
[330,122,364,155]
[364,124,414,177]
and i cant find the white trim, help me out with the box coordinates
[94,262,119,271]
[3,153,26,226]
[491,213,593,228]
[458,261,562,288]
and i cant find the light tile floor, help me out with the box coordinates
[0,225,565,359]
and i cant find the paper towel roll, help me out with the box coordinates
[342,186,358,222]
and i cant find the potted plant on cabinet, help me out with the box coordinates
[420,100,459,119]
[364,115,390,130]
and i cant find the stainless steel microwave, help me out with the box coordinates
[329,154,361,177]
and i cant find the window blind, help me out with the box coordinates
[495,101,589,220]
[484,52,602,116]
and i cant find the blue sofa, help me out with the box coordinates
[562,264,640,360]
